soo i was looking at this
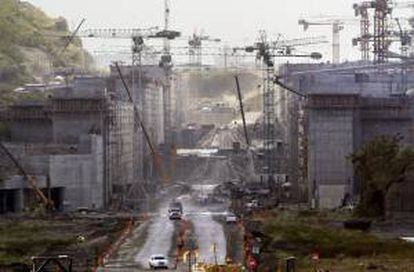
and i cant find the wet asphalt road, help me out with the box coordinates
[103,185,228,272]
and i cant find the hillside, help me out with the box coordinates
[187,69,262,111]
[0,0,93,105]
[188,69,259,98]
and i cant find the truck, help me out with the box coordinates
[168,201,183,214]
[168,201,183,220]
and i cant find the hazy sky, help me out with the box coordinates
[27,0,412,64]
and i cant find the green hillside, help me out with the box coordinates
[0,0,93,104]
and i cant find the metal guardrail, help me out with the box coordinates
[31,255,73,272]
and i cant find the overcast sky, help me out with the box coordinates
[27,0,412,65]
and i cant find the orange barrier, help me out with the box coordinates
[92,218,134,272]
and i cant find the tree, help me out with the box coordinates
[350,135,414,218]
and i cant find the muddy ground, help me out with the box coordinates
[0,214,134,272]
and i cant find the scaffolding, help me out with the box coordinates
[353,0,392,63]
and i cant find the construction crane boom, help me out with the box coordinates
[234,75,250,147]
[114,62,166,182]
[274,36,329,48]
[392,1,414,8]
[76,27,159,39]
[188,31,222,67]
[234,31,322,190]
[353,1,414,63]
[299,18,356,64]
[353,0,393,63]
[59,18,86,56]
[0,142,54,210]
[114,62,156,155]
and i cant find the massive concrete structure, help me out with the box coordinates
[280,62,414,210]
[109,64,166,181]
[0,76,135,212]
[1,136,104,212]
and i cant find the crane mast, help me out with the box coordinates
[298,19,349,64]
[164,0,171,55]
[238,32,323,190]
[161,0,173,144]
[351,0,414,64]
[188,32,221,67]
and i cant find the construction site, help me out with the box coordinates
[0,0,414,271]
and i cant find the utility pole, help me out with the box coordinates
[213,242,218,266]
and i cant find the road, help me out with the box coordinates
[104,203,176,272]
[134,203,175,268]
[189,212,226,264]
[181,191,227,265]
[104,188,228,271]
[105,130,241,271]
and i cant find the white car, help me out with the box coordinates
[225,212,238,223]
[13,87,27,93]
[149,254,169,269]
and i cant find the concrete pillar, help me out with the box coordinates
[14,189,24,213]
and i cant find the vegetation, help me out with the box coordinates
[0,0,93,106]
[265,220,411,258]
[0,220,76,265]
[350,135,414,217]
[0,122,10,140]
[188,69,259,98]
[0,217,129,269]
[256,211,414,271]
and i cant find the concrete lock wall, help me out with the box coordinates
[2,143,50,175]
[9,120,53,143]
[142,83,165,145]
[53,114,104,144]
[308,109,355,209]
[107,102,135,188]
[49,135,104,210]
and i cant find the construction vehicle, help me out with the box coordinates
[168,200,183,214]
[0,142,54,211]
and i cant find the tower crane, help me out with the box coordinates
[353,0,414,63]
[353,1,375,61]
[188,31,221,67]
[394,17,412,92]
[394,18,412,57]
[67,8,181,184]
[234,31,322,190]
[74,27,180,79]
[391,1,414,9]
[298,18,357,64]
[91,35,327,70]
[161,0,175,145]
